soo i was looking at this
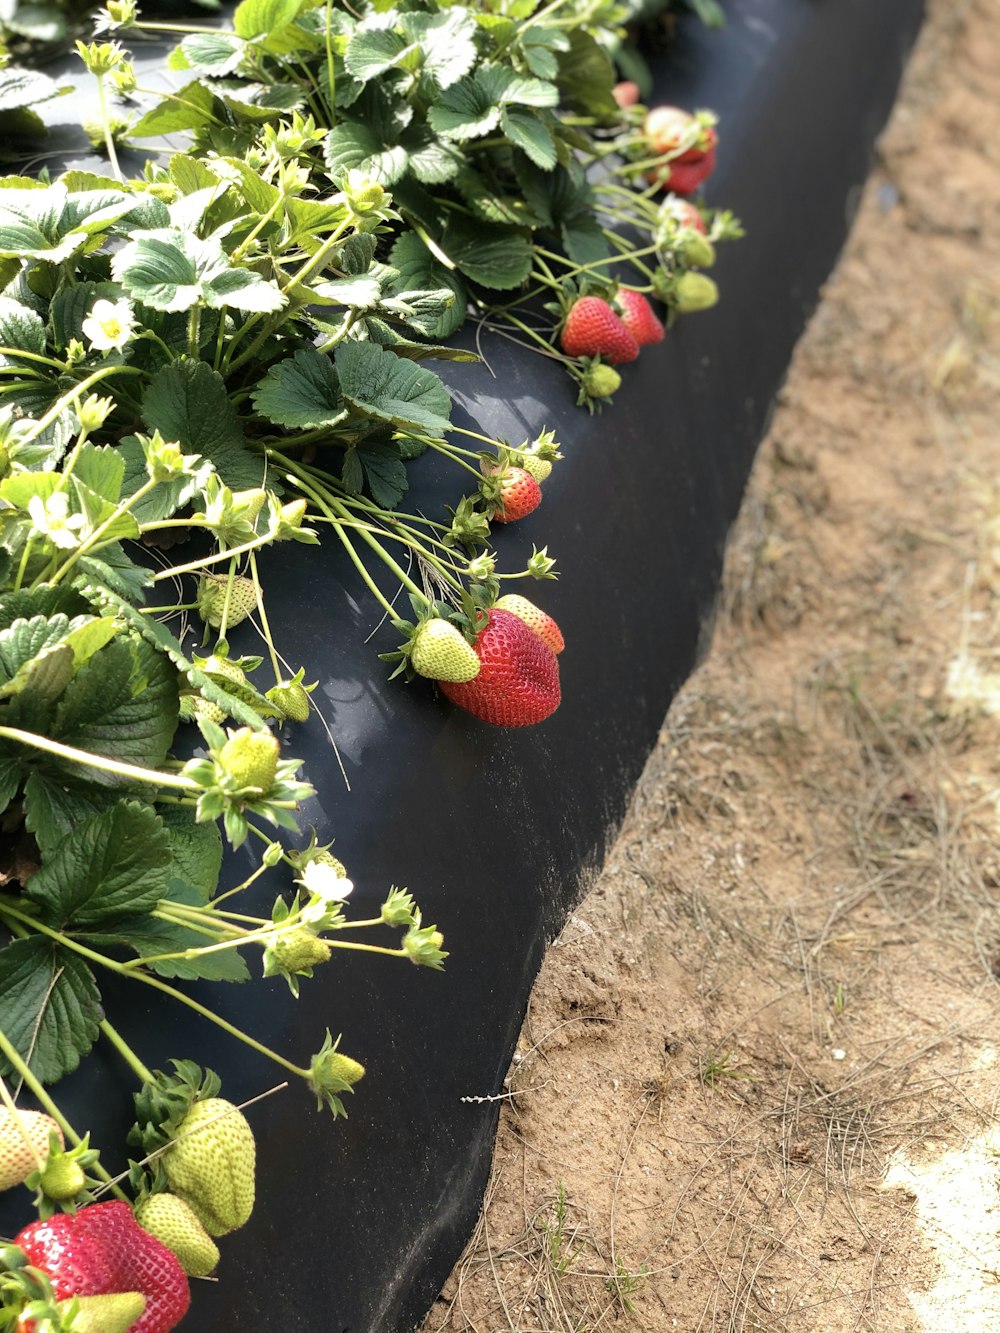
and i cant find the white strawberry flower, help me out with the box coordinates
[81,297,136,352]
[28,492,86,549]
[298,859,354,902]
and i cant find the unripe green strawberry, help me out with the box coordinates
[196,575,257,629]
[273,926,332,971]
[179,694,227,726]
[494,595,565,654]
[38,1155,86,1202]
[0,1109,63,1191]
[311,1049,366,1092]
[56,1291,147,1333]
[163,1099,255,1237]
[266,679,311,722]
[136,1192,220,1278]
[674,271,719,313]
[679,231,716,268]
[217,728,279,792]
[201,654,249,688]
[581,364,621,399]
[519,454,552,483]
[312,849,347,877]
[411,620,481,683]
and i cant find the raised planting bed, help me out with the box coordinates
[0,0,923,1328]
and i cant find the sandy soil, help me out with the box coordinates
[420,1,1000,1328]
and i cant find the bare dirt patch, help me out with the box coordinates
[422,1,1000,1328]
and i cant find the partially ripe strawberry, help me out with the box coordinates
[0,1108,63,1191]
[612,80,640,109]
[660,197,707,234]
[615,289,665,347]
[488,466,543,524]
[411,619,481,682]
[560,296,639,365]
[136,1193,220,1279]
[439,608,560,727]
[495,595,565,654]
[163,1098,255,1237]
[644,105,717,161]
[518,453,552,483]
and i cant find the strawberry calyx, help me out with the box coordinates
[26,1135,103,1220]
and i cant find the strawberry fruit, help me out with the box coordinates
[439,608,560,727]
[615,290,665,347]
[15,1200,190,1333]
[560,296,640,365]
[646,148,717,197]
[0,1108,62,1192]
[487,465,543,524]
[494,595,565,654]
[162,1097,255,1237]
[410,619,481,682]
[136,1192,220,1279]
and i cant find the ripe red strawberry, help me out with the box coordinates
[439,608,560,727]
[560,296,639,365]
[494,594,565,654]
[487,465,543,524]
[15,1200,190,1333]
[615,290,665,347]
[646,148,716,197]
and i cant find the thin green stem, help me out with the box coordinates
[96,73,123,185]
[249,551,283,682]
[0,725,198,791]
[99,1018,155,1085]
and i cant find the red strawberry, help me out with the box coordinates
[560,296,640,365]
[615,290,665,347]
[15,1201,190,1333]
[439,608,560,727]
[646,148,716,197]
[487,465,543,524]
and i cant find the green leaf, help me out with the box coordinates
[342,439,408,508]
[130,82,218,139]
[0,184,133,262]
[74,442,124,505]
[75,546,150,603]
[159,803,223,903]
[49,281,121,349]
[233,0,302,38]
[442,216,533,291]
[0,295,46,368]
[80,912,249,982]
[56,637,178,781]
[0,586,88,631]
[323,122,410,186]
[517,26,569,80]
[112,228,285,315]
[23,770,123,856]
[402,9,478,89]
[555,29,618,119]
[310,274,383,309]
[501,108,558,170]
[140,361,265,493]
[344,20,413,82]
[362,317,479,363]
[178,32,247,77]
[387,232,467,339]
[25,801,171,927]
[0,67,66,112]
[117,436,191,525]
[0,937,101,1084]
[427,75,501,142]
[334,341,451,434]
[250,348,346,429]
[404,131,462,186]
[0,614,77,687]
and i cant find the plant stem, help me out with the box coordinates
[99,1019,155,1085]
[0,726,200,791]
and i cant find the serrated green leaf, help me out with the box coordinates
[335,341,451,434]
[342,439,408,508]
[25,801,171,926]
[178,32,247,76]
[310,274,382,309]
[74,441,124,505]
[0,937,101,1084]
[56,637,178,781]
[80,912,249,981]
[361,317,479,362]
[75,546,150,603]
[0,586,88,631]
[0,295,46,368]
[131,82,218,139]
[555,29,618,119]
[112,228,285,315]
[140,361,264,493]
[402,9,478,89]
[233,0,302,38]
[251,348,346,429]
[323,122,410,186]
[442,216,533,291]
[405,132,462,186]
[0,613,75,686]
[159,803,223,903]
[387,232,466,339]
[501,108,558,169]
[344,19,413,82]
[22,769,122,856]
[427,75,501,142]
[0,67,65,112]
